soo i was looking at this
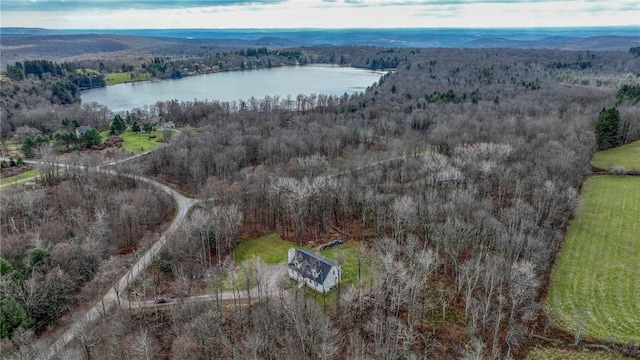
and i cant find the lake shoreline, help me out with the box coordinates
[100,62,378,88]
[82,64,385,112]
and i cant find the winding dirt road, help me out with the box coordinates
[25,158,199,360]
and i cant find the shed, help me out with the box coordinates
[433,169,465,186]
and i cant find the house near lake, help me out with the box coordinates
[75,125,94,137]
[287,248,341,293]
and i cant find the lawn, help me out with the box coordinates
[547,176,640,343]
[119,131,165,153]
[235,233,298,264]
[105,72,152,86]
[0,169,38,186]
[592,140,640,171]
[526,347,629,360]
[101,130,165,153]
[235,233,375,286]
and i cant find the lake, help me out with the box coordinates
[81,65,384,112]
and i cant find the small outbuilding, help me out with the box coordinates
[23,181,37,189]
[433,169,465,186]
[287,248,341,293]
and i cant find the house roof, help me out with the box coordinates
[289,249,338,285]
[76,125,93,134]
[434,169,464,183]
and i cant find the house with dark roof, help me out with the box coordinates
[287,248,341,293]
[75,125,93,137]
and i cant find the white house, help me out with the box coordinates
[287,248,341,293]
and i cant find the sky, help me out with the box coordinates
[1,0,638,29]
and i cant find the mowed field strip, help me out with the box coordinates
[591,140,640,171]
[547,175,640,343]
[526,346,630,360]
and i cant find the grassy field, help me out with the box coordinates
[105,72,152,86]
[235,233,298,264]
[0,169,39,186]
[235,233,374,286]
[526,347,629,360]
[119,131,165,152]
[547,176,640,343]
[101,130,165,153]
[592,140,640,171]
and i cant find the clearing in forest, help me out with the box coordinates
[526,346,630,360]
[547,175,640,343]
[100,130,165,153]
[591,140,640,171]
[235,233,373,285]
[119,130,165,152]
[0,169,38,186]
[105,71,152,85]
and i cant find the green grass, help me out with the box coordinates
[101,130,165,153]
[0,169,38,186]
[235,233,298,264]
[527,347,628,360]
[119,131,164,153]
[235,233,375,286]
[547,176,640,343]
[592,140,640,171]
[105,72,152,86]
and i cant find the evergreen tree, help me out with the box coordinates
[595,107,621,150]
[82,129,102,148]
[131,121,141,133]
[111,114,126,135]
[21,136,35,158]
[0,296,32,339]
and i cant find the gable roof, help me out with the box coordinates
[288,249,338,285]
[75,125,93,135]
[433,169,464,184]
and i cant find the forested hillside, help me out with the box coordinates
[1,46,639,359]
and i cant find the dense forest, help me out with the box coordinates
[1,45,639,359]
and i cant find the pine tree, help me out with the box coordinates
[110,114,126,135]
[595,107,621,150]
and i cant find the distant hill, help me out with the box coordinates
[1,27,60,36]
[464,35,640,50]
[2,27,639,65]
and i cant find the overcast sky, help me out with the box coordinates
[1,0,638,29]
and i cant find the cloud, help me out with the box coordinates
[318,0,635,6]
[1,0,285,11]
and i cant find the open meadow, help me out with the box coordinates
[100,129,165,153]
[591,140,640,171]
[105,71,152,85]
[526,346,630,360]
[547,175,640,343]
[0,169,38,186]
[235,233,373,286]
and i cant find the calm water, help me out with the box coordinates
[81,65,384,112]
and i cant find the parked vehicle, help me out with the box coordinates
[318,238,343,251]
[154,297,170,304]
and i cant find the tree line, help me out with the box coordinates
[1,46,640,359]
